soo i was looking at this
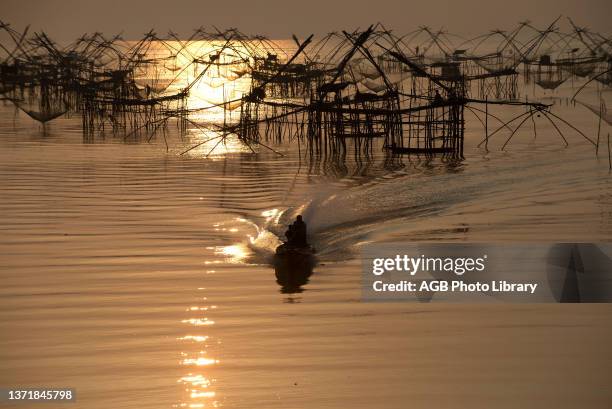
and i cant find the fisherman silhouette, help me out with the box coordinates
[293,215,308,247]
[285,224,295,243]
[285,215,308,247]
[275,215,314,292]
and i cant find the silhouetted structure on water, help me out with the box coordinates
[1,18,609,158]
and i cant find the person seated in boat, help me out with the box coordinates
[285,224,295,244]
[290,215,308,247]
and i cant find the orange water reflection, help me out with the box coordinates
[134,40,271,158]
[177,295,221,407]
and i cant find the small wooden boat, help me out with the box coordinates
[275,243,316,259]
[274,243,316,272]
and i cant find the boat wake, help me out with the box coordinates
[232,144,604,266]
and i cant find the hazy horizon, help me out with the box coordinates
[1,0,610,41]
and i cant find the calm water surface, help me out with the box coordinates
[1,73,612,408]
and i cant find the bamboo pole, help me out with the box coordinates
[608,132,612,170]
[596,99,602,155]
[485,97,488,150]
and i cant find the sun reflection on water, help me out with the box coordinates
[177,284,220,407]
[181,318,215,326]
[214,243,250,263]
[137,40,272,158]
[173,211,287,407]
[261,208,282,224]
[182,127,253,158]
[179,335,209,342]
[178,318,220,408]
[182,357,219,366]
